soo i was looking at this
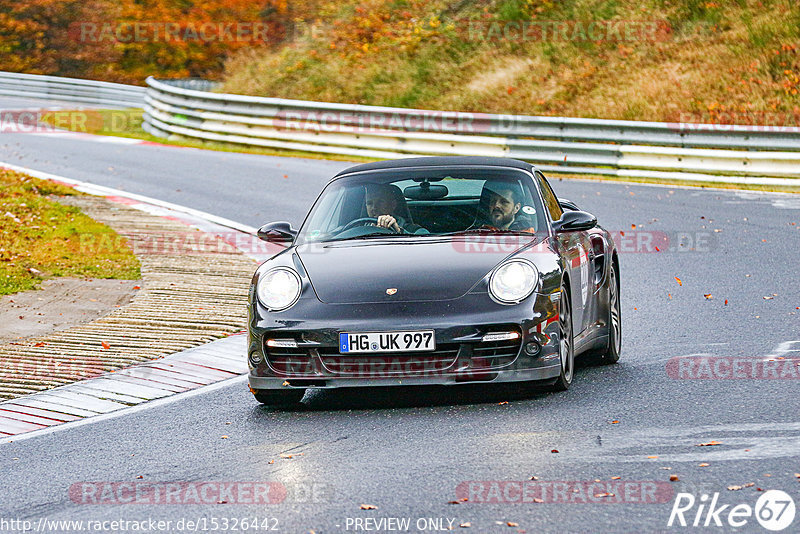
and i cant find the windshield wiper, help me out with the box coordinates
[326,232,418,242]
[442,228,536,236]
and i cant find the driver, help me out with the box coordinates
[480,181,536,232]
[365,183,428,234]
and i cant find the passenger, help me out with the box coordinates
[479,181,536,232]
[365,183,429,234]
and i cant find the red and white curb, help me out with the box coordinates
[0,334,247,442]
[0,161,287,441]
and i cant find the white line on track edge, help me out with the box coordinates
[0,160,258,234]
[0,376,247,445]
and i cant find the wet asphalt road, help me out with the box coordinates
[1,97,799,533]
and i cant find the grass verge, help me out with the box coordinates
[0,169,140,296]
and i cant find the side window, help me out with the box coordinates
[535,171,563,222]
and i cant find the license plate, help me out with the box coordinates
[339,331,435,354]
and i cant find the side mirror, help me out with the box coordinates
[552,210,597,233]
[257,221,297,243]
[557,198,580,211]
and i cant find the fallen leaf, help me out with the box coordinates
[217,500,227,504]
[360,504,378,510]
[631,224,636,230]
[132,285,141,290]
[507,522,518,527]
[724,299,728,305]
[595,492,616,498]
[661,467,672,470]
[529,476,538,480]
[33,342,45,347]
[675,277,682,286]
[101,341,111,350]
[699,463,710,467]
[609,420,620,424]
[704,294,713,300]
[282,381,290,386]
[647,456,659,459]
[551,449,559,453]
[697,441,722,447]
[763,295,774,300]
[279,453,293,459]
[459,523,471,528]
[268,460,274,464]
[794,473,800,479]
[670,475,680,482]
[532,498,544,503]
[611,476,621,480]
[498,401,509,405]
[727,483,754,491]
[135,475,143,479]
[655,246,660,252]
[221,435,229,439]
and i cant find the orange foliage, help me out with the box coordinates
[0,0,286,83]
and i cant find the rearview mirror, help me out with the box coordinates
[552,210,597,233]
[257,221,297,243]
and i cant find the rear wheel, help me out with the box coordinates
[253,389,306,406]
[599,263,621,364]
[550,282,574,391]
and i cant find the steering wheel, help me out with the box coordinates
[340,217,382,232]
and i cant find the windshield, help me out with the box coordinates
[296,167,547,244]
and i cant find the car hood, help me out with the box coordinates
[296,235,544,304]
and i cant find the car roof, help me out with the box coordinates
[332,156,538,178]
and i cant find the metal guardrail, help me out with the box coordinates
[143,77,800,185]
[0,71,144,108]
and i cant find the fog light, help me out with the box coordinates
[249,351,263,365]
[524,342,541,356]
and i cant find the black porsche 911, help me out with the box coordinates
[247,156,621,405]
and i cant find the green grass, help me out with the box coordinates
[0,169,140,295]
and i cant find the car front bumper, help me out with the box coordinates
[247,291,563,390]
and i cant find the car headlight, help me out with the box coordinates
[489,260,538,304]
[257,267,301,311]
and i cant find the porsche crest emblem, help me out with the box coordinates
[386,288,398,295]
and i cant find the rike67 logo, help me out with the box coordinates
[668,490,796,531]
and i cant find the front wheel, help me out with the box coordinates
[599,263,621,364]
[550,282,574,391]
[253,389,306,406]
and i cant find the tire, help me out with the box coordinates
[253,389,306,406]
[550,281,575,391]
[599,262,622,364]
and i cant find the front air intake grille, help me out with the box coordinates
[470,337,522,370]
[317,344,460,376]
